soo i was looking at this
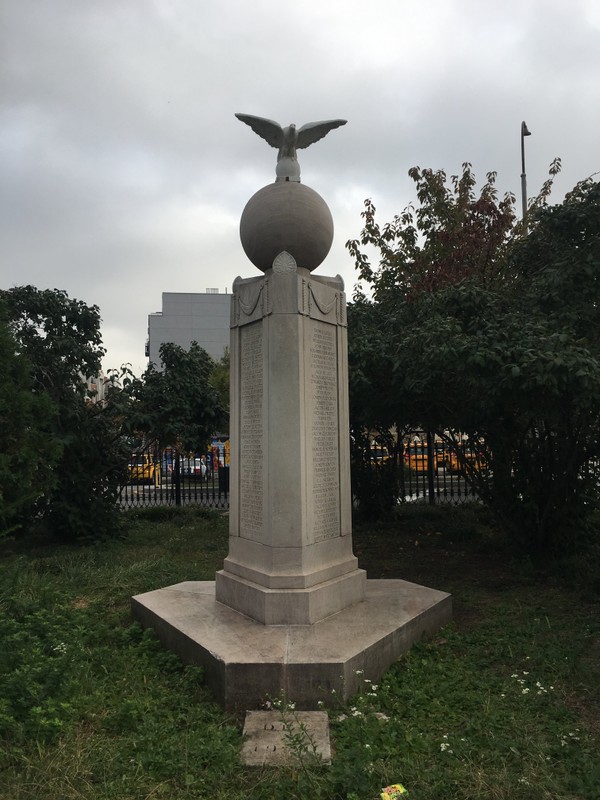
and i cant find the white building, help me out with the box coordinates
[146,290,230,369]
[83,372,109,402]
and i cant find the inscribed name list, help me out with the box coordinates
[310,321,340,541]
[239,322,263,539]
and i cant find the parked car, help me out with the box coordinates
[182,458,207,481]
[128,453,161,486]
[403,443,438,474]
[371,445,392,464]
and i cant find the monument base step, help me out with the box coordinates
[131,579,451,712]
[215,567,366,624]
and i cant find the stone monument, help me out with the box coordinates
[131,115,451,710]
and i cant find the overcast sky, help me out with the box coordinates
[2,0,599,375]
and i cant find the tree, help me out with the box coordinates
[346,164,523,516]
[2,286,105,400]
[346,165,600,554]
[347,163,519,302]
[1,286,130,539]
[127,342,227,454]
[209,347,230,419]
[0,303,60,534]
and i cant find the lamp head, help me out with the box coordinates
[521,121,531,136]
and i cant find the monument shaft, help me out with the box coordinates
[215,268,366,624]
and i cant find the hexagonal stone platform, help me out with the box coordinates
[131,578,451,711]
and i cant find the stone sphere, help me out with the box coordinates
[239,181,334,272]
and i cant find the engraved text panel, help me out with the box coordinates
[239,323,264,539]
[309,321,340,541]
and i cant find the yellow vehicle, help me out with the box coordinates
[371,444,391,464]
[446,446,487,475]
[128,453,161,486]
[403,443,438,473]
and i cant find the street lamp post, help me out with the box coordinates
[520,121,531,227]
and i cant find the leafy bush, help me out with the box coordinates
[127,506,216,524]
[351,458,403,518]
[347,169,600,555]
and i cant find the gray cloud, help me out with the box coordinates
[1,0,598,373]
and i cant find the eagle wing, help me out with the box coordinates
[296,119,347,150]
[235,113,283,148]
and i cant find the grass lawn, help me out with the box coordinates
[0,504,598,799]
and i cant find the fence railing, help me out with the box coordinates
[119,434,484,512]
[364,432,485,506]
[119,446,230,510]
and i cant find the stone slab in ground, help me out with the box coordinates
[131,578,451,711]
[241,710,331,766]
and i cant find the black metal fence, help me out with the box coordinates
[366,432,485,506]
[119,446,230,510]
[399,434,486,505]
[120,432,483,512]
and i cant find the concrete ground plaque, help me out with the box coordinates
[241,710,331,766]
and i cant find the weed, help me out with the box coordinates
[268,695,330,797]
